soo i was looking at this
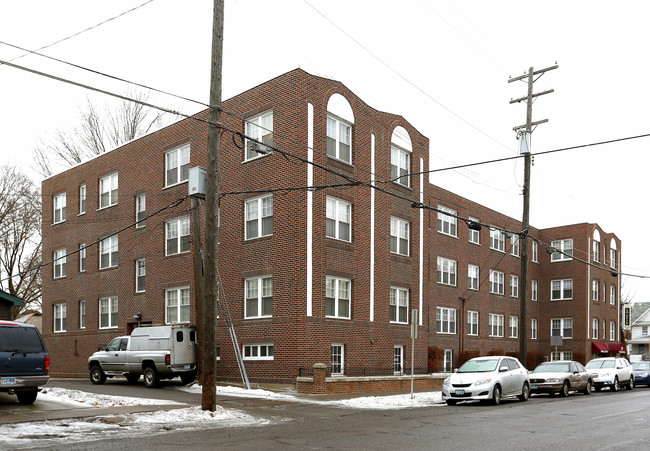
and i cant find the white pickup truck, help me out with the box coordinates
[88,324,197,387]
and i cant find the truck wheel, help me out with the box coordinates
[16,390,38,405]
[143,366,159,388]
[180,371,197,385]
[125,373,140,384]
[90,365,106,385]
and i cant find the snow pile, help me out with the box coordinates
[41,387,182,408]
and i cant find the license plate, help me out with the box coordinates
[455,389,465,396]
[530,384,538,390]
[184,364,191,369]
[1,377,16,386]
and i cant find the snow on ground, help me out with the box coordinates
[41,387,182,408]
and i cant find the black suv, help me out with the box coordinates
[0,321,50,404]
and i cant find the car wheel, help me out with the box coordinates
[446,400,457,406]
[560,381,570,397]
[16,390,38,405]
[627,377,634,390]
[125,373,140,384]
[611,376,619,392]
[143,366,159,388]
[583,380,592,395]
[89,365,106,385]
[518,382,530,402]
[492,385,502,405]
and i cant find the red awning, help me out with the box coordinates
[592,342,609,353]
[607,342,626,353]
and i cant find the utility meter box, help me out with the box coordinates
[188,167,207,199]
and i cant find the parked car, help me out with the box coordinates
[632,362,650,387]
[585,357,634,391]
[529,360,592,396]
[442,356,530,406]
[0,320,50,405]
[88,324,197,387]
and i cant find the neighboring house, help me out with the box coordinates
[628,302,650,360]
[40,69,624,382]
[0,290,25,320]
[15,311,43,333]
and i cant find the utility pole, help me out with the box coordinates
[201,0,224,412]
[508,64,557,366]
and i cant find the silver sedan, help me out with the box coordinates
[529,361,592,396]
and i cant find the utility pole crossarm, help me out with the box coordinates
[510,89,555,104]
[508,64,558,83]
[513,119,548,132]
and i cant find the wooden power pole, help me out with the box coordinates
[201,0,224,412]
[508,64,557,365]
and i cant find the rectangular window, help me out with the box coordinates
[531,280,538,301]
[245,276,273,318]
[135,194,146,228]
[437,257,457,286]
[531,318,538,340]
[165,144,190,186]
[610,321,616,341]
[437,206,457,237]
[326,197,351,242]
[610,248,617,269]
[468,264,479,291]
[593,240,600,262]
[79,185,86,214]
[551,351,573,361]
[551,239,573,261]
[326,116,352,164]
[509,316,519,338]
[468,217,480,244]
[592,280,599,301]
[79,300,86,329]
[53,192,66,224]
[592,319,599,339]
[135,259,146,293]
[643,326,649,336]
[551,318,573,339]
[54,303,66,332]
[331,344,344,376]
[389,287,409,324]
[390,145,410,187]
[467,310,479,336]
[443,349,453,372]
[166,217,190,255]
[551,279,573,301]
[390,217,409,256]
[53,248,66,279]
[510,275,519,298]
[99,297,118,329]
[610,286,616,305]
[79,244,86,273]
[532,241,538,263]
[436,307,456,334]
[243,343,274,361]
[511,234,520,257]
[490,228,505,252]
[326,276,350,319]
[99,173,118,208]
[393,346,404,375]
[489,313,504,337]
[489,270,504,295]
[165,287,190,324]
[99,235,118,269]
[245,110,273,160]
[245,195,273,240]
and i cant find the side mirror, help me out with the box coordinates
[499,366,509,372]
[100,346,107,351]
[453,368,459,373]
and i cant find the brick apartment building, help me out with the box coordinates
[41,69,623,383]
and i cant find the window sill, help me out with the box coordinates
[244,234,273,242]
[163,180,188,191]
[96,204,118,212]
[51,221,66,226]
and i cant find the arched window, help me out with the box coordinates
[391,126,412,187]
[326,94,354,164]
[610,238,618,269]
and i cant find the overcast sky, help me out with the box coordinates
[1,0,648,301]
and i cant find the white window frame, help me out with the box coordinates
[165,144,190,187]
[593,240,600,262]
[509,316,519,338]
[166,217,190,255]
[610,248,617,269]
[245,195,273,240]
[551,318,573,339]
[436,307,456,334]
[165,287,190,324]
[531,318,538,340]
[391,144,410,187]
[79,185,86,215]
[532,241,538,263]
[443,349,453,372]
[326,276,351,319]
[135,194,146,228]
[643,326,649,336]
[610,321,616,341]
[79,300,86,329]
[511,234,520,257]
[510,275,519,298]
[551,279,573,301]
[490,228,505,252]
[489,270,505,295]
[393,345,404,375]
[390,217,409,256]
[245,276,273,319]
[99,173,118,209]
[551,351,573,361]
[331,343,344,376]
[592,319,599,339]
[437,206,458,237]
[389,287,409,324]
[468,264,479,291]
[54,303,66,333]
[531,280,538,302]
[243,343,274,361]
[79,244,86,273]
[53,192,66,224]
[592,280,599,301]
[467,310,479,336]
[135,259,146,293]
[326,197,351,242]
[326,115,352,164]
[551,239,573,261]
[468,217,480,244]
[53,248,66,279]
[489,313,504,337]
[99,296,118,329]
[99,235,118,269]
[610,286,616,305]
[245,110,273,161]
[437,257,457,286]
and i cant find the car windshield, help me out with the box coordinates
[458,359,499,373]
[533,363,570,373]
[633,362,650,371]
[586,360,615,369]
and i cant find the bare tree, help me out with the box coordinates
[33,91,169,177]
[0,166,41,318]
